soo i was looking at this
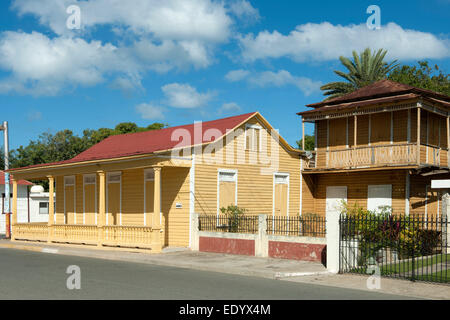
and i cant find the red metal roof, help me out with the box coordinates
[9,112,258,171]
[306,79,450,109]
[0,171,33,185]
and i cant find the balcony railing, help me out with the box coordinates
[305,143,424,169]
[12,223,162,251]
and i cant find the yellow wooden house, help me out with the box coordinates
[8,112,301,252]
[298,80,450,218]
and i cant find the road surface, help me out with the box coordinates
[0,248,412,300]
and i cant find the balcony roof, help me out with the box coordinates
[300,80,450,115]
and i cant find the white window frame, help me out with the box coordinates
[245,124,262,152]
[367,184,392,215]
[106,171,122,225]
[63,175,76,224]
[83,174,97,225]
[217,169,238,218]
[272,172,290,219]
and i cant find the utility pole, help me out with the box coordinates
[0,122,10,238]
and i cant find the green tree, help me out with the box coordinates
[321,48,398,99]
[10,122,168,170]
[388,61,450,96]
[296,135,315,151]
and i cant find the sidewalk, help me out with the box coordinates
[0,239,448,300]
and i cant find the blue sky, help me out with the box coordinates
[0,0,449,150]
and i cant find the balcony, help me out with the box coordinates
[304,143,448,170]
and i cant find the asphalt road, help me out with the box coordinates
[0,248,412,300]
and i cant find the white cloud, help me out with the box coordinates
[226,69,322,96]
[225,69,250,82]
[228,0,260,22]
[0,31,132,95]
[219,102,242,114]
[162,83,214,108]
[135,103,165,120]
[12,0,232,42]
[1,0,238,95]
[239,22,450,62]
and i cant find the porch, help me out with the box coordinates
[8,156,192,253]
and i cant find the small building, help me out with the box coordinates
[298,80,450,218]
[0,172,53,234]
[8,112,301,252]
[0,171,32,233]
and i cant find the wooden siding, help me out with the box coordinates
[311,170,407,217]
[161,167,190,247]
[194,117,301,218]
[122,169,144,226]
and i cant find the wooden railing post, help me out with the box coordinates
[97,171,106,247]
[47,175,54,243]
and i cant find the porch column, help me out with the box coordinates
[47,176,54,243]
[417,108,421,165]
[97,171,106,247]
[11,178,17,241]
[447,116,449,168]
[152,167,163,253]
[302,119,305,150]
[153,167,162,228]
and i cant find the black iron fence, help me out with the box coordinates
[339,213,449,284]
[198,214,259,234]
[267,215,326,238]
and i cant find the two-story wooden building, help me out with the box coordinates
[298,79,450,218]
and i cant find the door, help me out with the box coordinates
[107,172,121,225]
[64,176,76,224]
[326,186,347,216]
[84,175,96,225]
[367,185,392,214]
[218,171,237,213]
[274,174,289,216]
[145,169,155,226]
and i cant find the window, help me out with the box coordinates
[245,124,262,151]
[84,174,96,185]
[64,176,75,186]
[107,172,121,183]
[274,174,289,184]
[218,171,237,182]
[145,169,155,181]
[39,202,49,215]
[367,185,392,214]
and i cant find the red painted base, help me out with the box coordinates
[269,241,326,263]
[199,237,255,256]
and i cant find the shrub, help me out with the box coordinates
[220,205,247,233]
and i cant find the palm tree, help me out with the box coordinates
[321,48,399,100]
